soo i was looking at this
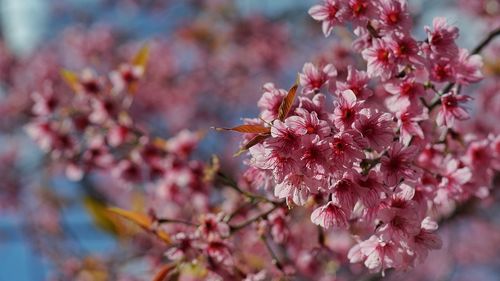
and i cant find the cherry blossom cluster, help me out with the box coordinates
[223,0,500,274]
[25,52,207,193]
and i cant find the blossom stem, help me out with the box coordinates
[156,218,197,226]
[230,204,281,233]
[260,234,286,272]
[216,172,280,204]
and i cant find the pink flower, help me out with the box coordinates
[353,109,394,152]
[310,200,348,229]
[197,213,230,240]
[31,84,58,116]
[268,118,304,154]
[377,201,421,241]
[354,170,386,208]
[428,57,456,83]
[396,108,428,145]
[257,83,287,121]
[308,0,347,37]
[110,63,144,93]
[438,157,471,198]
[299,62,337,94]
[300,134,330,176]
[362,38,397,81]
[167,130,200,159]
[436,91,472,128]
[205,239,232,265]
[464,139,494,170]
[380,143,420,186]
[377,0,411,33]
[165,232,197,261]
[348,235,403,273]
[411,217,442,262]
[288,111,331,137]
[249,144,298,183]
[425,17,459,57]
[25,120,57,152]
[89,97,120,124]
[330,174,359,211]
[328,131,365,169]
[336,65,373,99]
[455,48,484,85]
[112,159,143,183]
[82,136,113,169]
[77,69,103,95]
[385,77,426,112]
[107,124,132,147]
[345,0,376,25]
[333,90,364,131]
[268,208,289,244]
[386,33,421,66]
[298,93,329,121]
[274,173,321,206]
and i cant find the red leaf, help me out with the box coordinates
[234,133,271,157]
[152,264,175,281]
[214,124,270,134]
[278,83,298,121]
[108,207,171,244]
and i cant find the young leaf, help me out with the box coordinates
[152,264,176,281]
[213,124,270,134]
[278,82,299,121]
[83,196,123,236]
[132,44,150,70]
[108,207,171,244]
[61,69,80,92]
[234,133,271,157]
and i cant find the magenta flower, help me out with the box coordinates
[348,235,403,273]
[333,90,364,131]
[362,38,397,81]
[380,143,420,186]
[377,0,411,33]
[436,91,472,128]
[425,17,459,57]
[396,108,428,145]
[274,173,322,206]
[437,157,472,199]
[328,131,365,169]
[257,83,287,121]
[354,109,395,152]
[310,200,348,229]
[428,57,456,83]
[411,217,442,262]
[330,175,359,211]
[197,213,230,240]
[300,134,330,176]
[308,0,347,37]
[455,48,484,85]
[336,65,373,99]
[299,62,337,94]
[345,0,376,25]
[385,76,426,112]
[288,111,331,137]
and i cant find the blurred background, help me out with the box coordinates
[0,0,499,280]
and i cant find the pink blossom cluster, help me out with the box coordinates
[222,0,500,274]
[25,56,207,193]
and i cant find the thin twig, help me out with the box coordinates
[230,204,281,233]
[156,218,197,226]
[260,234,286,273]
[216,172,280,204]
